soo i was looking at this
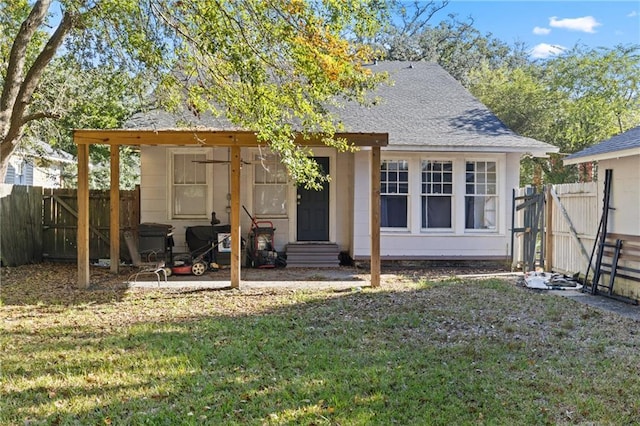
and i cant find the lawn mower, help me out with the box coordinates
[171,234,229,276]
[243,205,282,268]
[171,216,231,276]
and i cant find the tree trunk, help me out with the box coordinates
[0,0,75,181]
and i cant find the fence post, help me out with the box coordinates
[545,185,553,271]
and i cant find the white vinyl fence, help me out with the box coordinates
[548,182,599,276]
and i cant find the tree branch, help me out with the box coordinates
[1,0,52,128]
[20,111,63,125]
[4,8,77,146]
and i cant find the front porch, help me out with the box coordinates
[73,129,387,289]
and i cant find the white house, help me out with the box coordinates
[128,61,557,266]
[3,139,74,188]
[564,125,640,298]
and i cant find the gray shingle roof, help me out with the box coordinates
[563,125,640,163]
[126,61,557,155]
[336,61,555,154]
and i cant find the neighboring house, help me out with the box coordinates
[564,125,640,298]
[127,61,557,265]
[4,139,74,188]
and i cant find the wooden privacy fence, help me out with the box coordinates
[43,187,140,262]
[0,184,139,266]
[0,184,43,266]
[512,182,599,275]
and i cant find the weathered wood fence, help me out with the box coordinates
[0,184,43,266]
[0,184,139,266]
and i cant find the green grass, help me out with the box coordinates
[2,266,640,425]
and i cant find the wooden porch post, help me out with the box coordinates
[110,145,120,274]
[77,143,90,288]
[230,145,241,288]
[370,147,381,288]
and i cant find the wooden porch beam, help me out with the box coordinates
[370,146,381,288]
[73,129,388,148]
[77,144,90,288]
[110,145,120,274]
[230,145,241,289]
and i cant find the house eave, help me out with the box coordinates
[73,129,388,148]
[376,145,557,156]
[563,147,640,165]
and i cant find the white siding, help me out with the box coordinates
[352,150,518,260]
[139,146,259,253]
[4,156,64,188]
[335,152,354,252]
[140,146,353,253]
[600,157,640,236]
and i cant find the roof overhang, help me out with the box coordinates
[563,147,640,165]
[73,129,388,148]
[376,145,557,157]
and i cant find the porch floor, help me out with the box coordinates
[126,266,368,290]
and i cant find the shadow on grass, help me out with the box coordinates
[1,262,130,306]
[3,281,640,425]
[0,262,367,306]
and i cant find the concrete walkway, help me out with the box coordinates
[127,266,369,291]
[550,289,640,322]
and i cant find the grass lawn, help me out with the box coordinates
[2,263,640,425]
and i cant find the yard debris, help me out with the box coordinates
[521,271,582,291]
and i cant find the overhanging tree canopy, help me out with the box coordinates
[1,0,389,188]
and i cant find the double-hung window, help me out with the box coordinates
[421,160,453,229]
[172,152,208,219]
[465,161,497,230]
[380,160,409,228]
[254,153,288,216]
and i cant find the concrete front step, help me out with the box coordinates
[285,243,340,268]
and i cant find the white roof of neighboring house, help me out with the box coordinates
[14,139,75,164]
[563,125,640,165]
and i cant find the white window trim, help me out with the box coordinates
[376,154,503,236]
[250,150,289,219]
[380,157,411,233]
[420,158,455,232]
[463,157,500,233]
[167,148,212,220]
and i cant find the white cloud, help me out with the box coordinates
[549,16,601,33]
[628,11,638,18]
[533,26,551,35]
[530,43,566,59]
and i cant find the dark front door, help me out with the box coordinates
[297,157,329,241]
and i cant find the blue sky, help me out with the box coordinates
[440,1,640,58]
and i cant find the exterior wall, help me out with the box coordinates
[140,146,254,253]
[335,151,354,252]
[353,150,519,260]
[4,156,66,188]
[140,146,351,253]
[599,157,640,237]
[598,156,640,300]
